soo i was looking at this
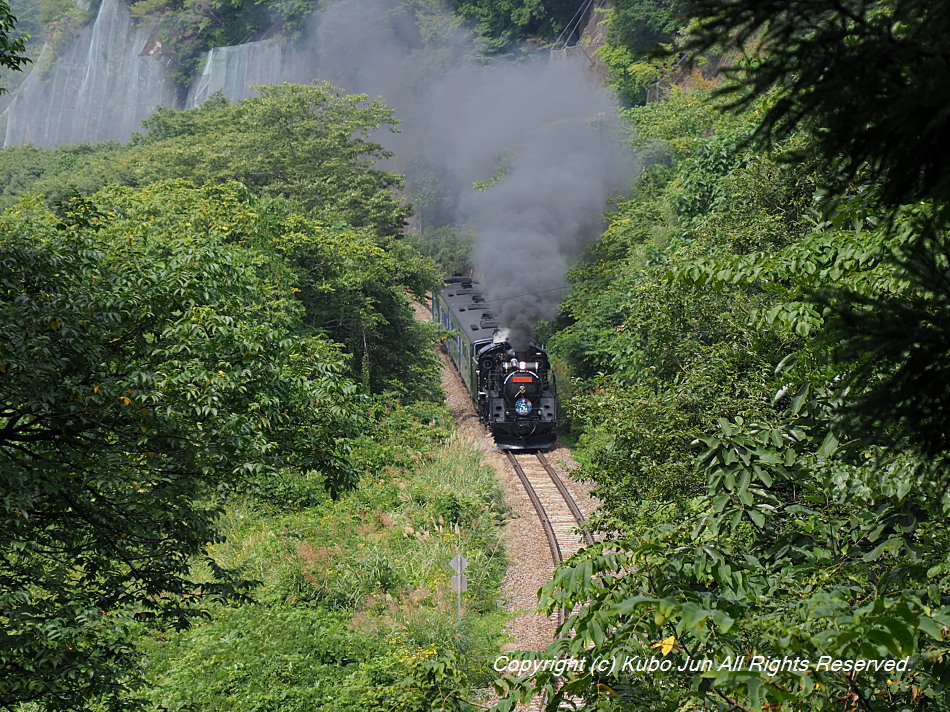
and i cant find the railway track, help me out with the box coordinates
[505,451,594,711]
[505,450,594,574]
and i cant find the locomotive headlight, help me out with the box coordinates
[518,361,526,371]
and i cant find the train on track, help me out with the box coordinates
[433,276,557,450]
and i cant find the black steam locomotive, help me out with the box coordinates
[433,277,557,450]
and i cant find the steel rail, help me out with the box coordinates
[506,450,564,566]
[536,452,595,547]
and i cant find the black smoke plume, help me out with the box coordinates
[302,0,636,348]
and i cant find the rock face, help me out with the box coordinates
[2,0,320,146]
[2,0,612,149]
[4,0,180,146]
[185,40,318,108]
[548,0,610,82]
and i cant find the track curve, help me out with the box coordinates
[505,451,594,629]
[505,451,594,566]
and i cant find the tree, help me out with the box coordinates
[491,52,950,705]
[685,0,950,206]
[0,0,29,90]
[0,185,361,710]
[683,0,950,464]
[597,0,687,102]
[0,136,441,398]
[493,399,950,712]
[130,82,411,239]
[237,197,441,399]
[449,0,581,53]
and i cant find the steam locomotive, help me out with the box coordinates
[433,276,557,450]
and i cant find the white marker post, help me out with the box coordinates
[449,554,469,619]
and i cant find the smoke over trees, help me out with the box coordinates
[304,0,636,346]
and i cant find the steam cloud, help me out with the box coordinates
[303,0,637,350]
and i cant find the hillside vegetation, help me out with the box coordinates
[4,0,950,711]
[493,2,950,711]
[0,76,513,711]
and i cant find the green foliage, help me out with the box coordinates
[0,85,410,239]
[666,119,754,220]
[7,0,41,39]
[495,388,950,711]
[0,185,363,710]
[141,406,507,712]
[131,83,411,239]
[672,184,913,341]
[684,0,950,206]
[569,384,698,525]
[598,0,686,103]
[408,225,474,276]
[0,178,484,710]
[818,222,950,460]
[549,90,804,528]
[141,606,377,711]
[0,88,441,398]
[622,84,724,160]
[144,606,485,712]
[448,0,580,53]
[508,62,950,707]
[259,214,440,398]
[362,648,476,712]
[670,160,950,467]
[0,144,57,204]
[0,0,38,100]
[0,0,29,87]
[0,55,474,712]
[596,42,664,106]
[606,0,684,56]
[127,179,437,399]
[0,142,126,211]
[478,2,950,705]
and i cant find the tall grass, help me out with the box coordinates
[139,402,509,710]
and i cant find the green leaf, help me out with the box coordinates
[678,602,709,633]
[748,508,765,527]
[816,431,839,459]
